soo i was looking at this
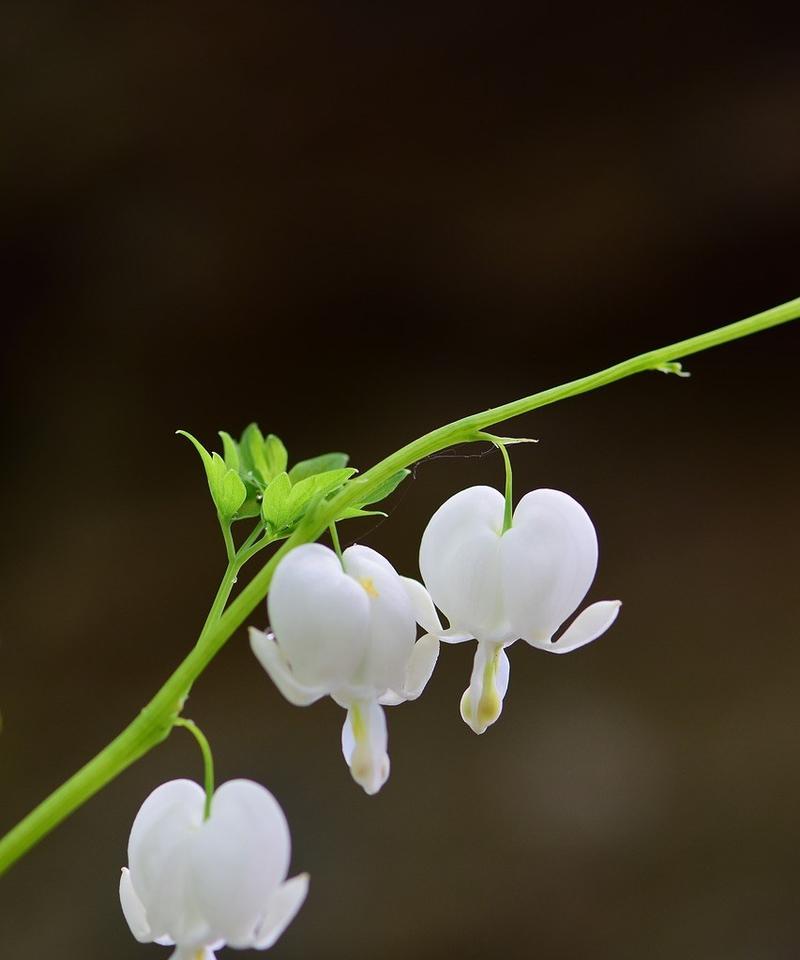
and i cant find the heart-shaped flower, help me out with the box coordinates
[250,543,441,794]
[120,779,308,957]
[419,486,621,733]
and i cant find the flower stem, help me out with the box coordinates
[329,522,344,563]
[1,294,797,876]
[497,443,514,533]
[174,719,215,820]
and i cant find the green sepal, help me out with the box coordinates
[288,452,350,483]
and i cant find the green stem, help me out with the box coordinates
[174,719,215,820]
[219,516,236,564]
[1,294,797,876]
[497,443,514,533]
[329,522,344,563]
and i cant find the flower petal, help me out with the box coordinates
[341,701,390,795]
[190,780,291,948]
[401,633,440,699]
[252,873,310,949]
[249,629,328,706]
[127,779,208,943]
[501,488,599,644]
[459,642,510,735]
[400,576,443,634]
[168,949,217,960]
[267,543,371,690]
[343,546,416,693]
[120,868,155,943]
[540,599,621,654]
[419,486,512,641]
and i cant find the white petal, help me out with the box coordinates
[501,488,599,644]
[541,599,621,654]
[252,873,310,949]
[419,486,512,641]
[343,546,416,693]
[168,949,217,960]
[120,868,154,943]
[400,633,440,700]
[249,629,328,706]
[341,701,390,795]
[267,543,371,690]
[438,627,475,644]
[190,780,291,948]
[377,690,405,706]
[127,779,208,943]
[400,576,444,634]
[459,642,510,735]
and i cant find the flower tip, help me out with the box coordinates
[460,689,500,735]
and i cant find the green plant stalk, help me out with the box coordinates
[174,719,215,820]
[1,295,798,876]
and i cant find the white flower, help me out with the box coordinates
[119,779,308,958]
[419,486,621,734]
[249,543,441,795]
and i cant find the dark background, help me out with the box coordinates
[1,4,799,958]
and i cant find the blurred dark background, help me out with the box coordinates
[1,3,799,958]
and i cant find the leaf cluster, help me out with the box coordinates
[178,424,409,536]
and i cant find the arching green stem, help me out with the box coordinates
[1,294,798,876]
[174,718,215,820]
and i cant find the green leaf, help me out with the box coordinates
[177,430,214,474]
[355,469,410,506]
[239,423,269,482]
[288,466,355,513]
[235,483,262,520]
[264,434,288,480]
[288,452,350,483]
[261,472,292,530]
[218,466,247,519]
[338,506,387,520]
[218,430,240,471]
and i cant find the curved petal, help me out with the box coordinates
[343,546,416,693]
[341,701,390,795]
[249,629,329,706]
[538,599,621,654]
[120,868,155,943]
[190,780,291,948]
[127,779,208,943]
[252,873,310,949]
[419,486,512,641]
[459,642,510,735]
[400,633,440,700]
[501,489,599,644]
[267,543,371,690]
[400,576,444,634]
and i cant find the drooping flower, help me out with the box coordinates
[120,779,308,958]
[419,485,621,734]
[249,543,441,795]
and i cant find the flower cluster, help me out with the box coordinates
[121,480,619,957]
[250,482,620,785]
